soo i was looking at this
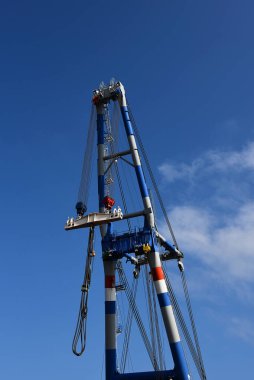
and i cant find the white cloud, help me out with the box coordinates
[159,141,254,183]
[158,141,254,286]
[158,140,254,350]
[164,203,254,283]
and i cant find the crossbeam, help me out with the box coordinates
[104,149,131,161]
[65,208,152,231]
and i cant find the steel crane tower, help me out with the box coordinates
[65,81,195,380]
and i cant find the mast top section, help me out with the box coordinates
[92,81,126,106]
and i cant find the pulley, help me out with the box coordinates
[76,201,87,217]
[102,195,115,210]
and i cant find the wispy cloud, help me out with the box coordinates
[159,141,254,183]
[164,203,254,283]
[228,317,254,345]
[158,141,254,287]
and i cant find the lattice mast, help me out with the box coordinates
[92,81,189,380]
[65,80,208,380]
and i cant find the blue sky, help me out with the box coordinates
[1,0,254,379]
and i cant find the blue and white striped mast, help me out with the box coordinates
[92,81,190,380]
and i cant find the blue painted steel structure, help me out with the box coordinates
[92,82,190,380]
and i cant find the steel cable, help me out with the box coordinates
[77,105,96,211]
[105,104,132,232]
[117,261,160,371]
[72,227,95,356]
[127,102,207,379]
[120,277,138,373]
[162,264,204,378]
[180,270,207,380]
[127,104,179,249]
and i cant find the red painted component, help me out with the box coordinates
[92,95,100,105]
[151,267,165,281]
[105,275,115,288]
[102,196,115,210]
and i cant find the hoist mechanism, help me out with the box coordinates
[65,80,207,380]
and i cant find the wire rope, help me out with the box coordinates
[127,104,178,249]
[116,261,160,371]
[105,104,132,232]
[120,276,138,373]
[77,105,96,213]
[162,262,205,379]
[180,269,207,379]
[72,227,95,356]
[127,102,207,379]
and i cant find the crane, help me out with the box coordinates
[65,80,207,380]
